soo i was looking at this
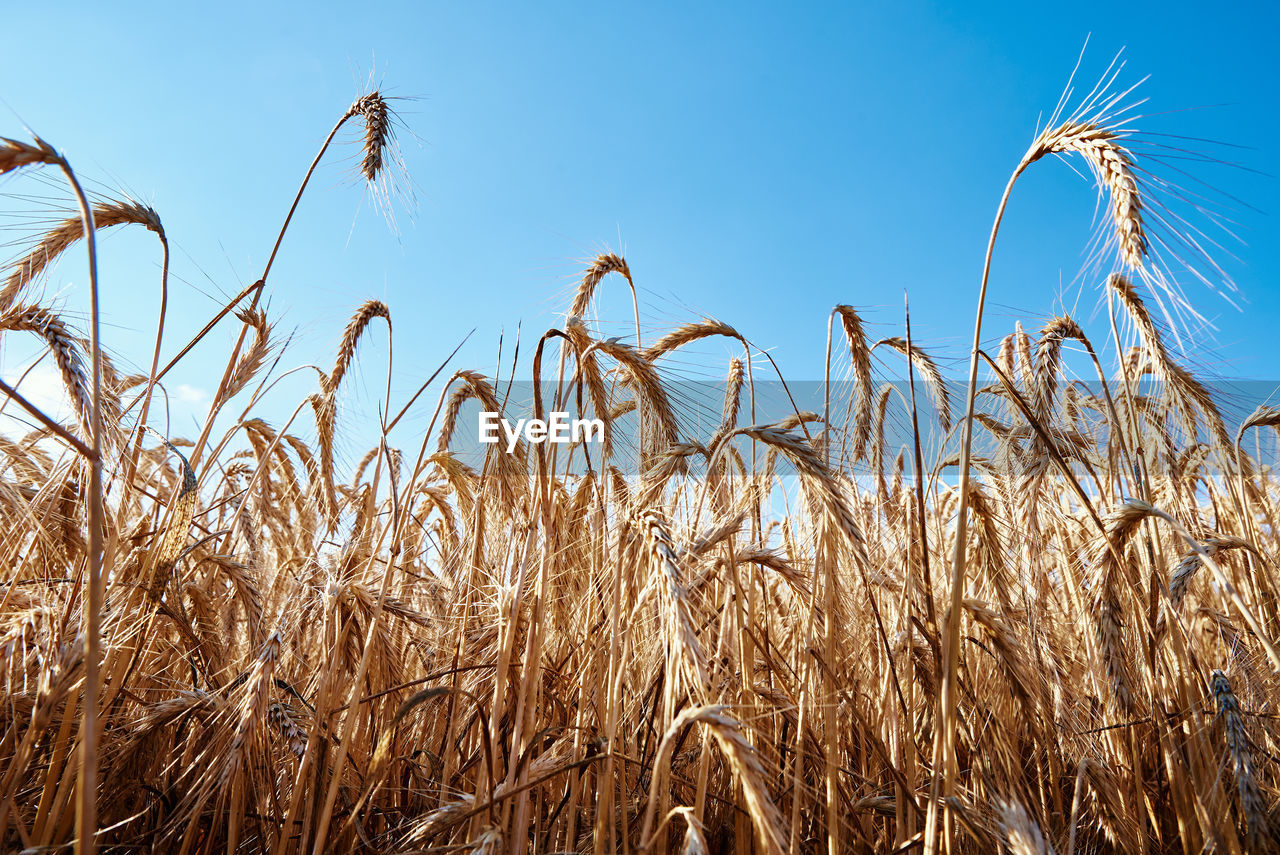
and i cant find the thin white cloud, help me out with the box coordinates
[176,384,208,405]
[1,361,73,423]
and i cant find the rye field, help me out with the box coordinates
[0,67,1278,854]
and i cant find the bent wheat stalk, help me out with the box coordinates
[931,85,1152,854]
[190,92,399,469]
[23,138,109,855]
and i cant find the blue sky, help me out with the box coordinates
[0,1,1276,451]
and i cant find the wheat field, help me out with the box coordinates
[0,73,1277,855]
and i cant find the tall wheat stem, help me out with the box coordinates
[926,163,1023,855]
[56,156,103,855]
[189,106,361,470]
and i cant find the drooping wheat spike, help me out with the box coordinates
[1093,498,1156,713]
[1033,316,1087,423]
[685,504,747,558]
[429,451,478,523]
[1236,404,1280,449]
[673,807,710,855]
[0,137,59,175]
[834,305,874,460]
[590,335,679,463]
[1211,670,1271,851]
[998,799,1058,855]
[437,369,526,502]
[327,299,390,394]
[740,426,869,568]
[569,252,632,319]
[965,483,1015,606]
[0,304,94,432]
[1016,315,1093,541]
[437,370,502,453]
[1026,121,1147,270]
[966,599,1042,714]
[349,445,381,489]
[347,92,391,182]
[643,512,711,704]
[1,199,163,313]
[564,319,616,460]
[209,630,280,843]
[1110,274,1231,452]
[1072,757,1141,849]
[1,636,83,799]
[266,701,308,760]
[643,318,740,361]
[224,307,273,400]
[875,336,952,433]
[1168,536,1250,611]
[647,705,787,855]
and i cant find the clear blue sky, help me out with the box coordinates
[1,1,1277,449]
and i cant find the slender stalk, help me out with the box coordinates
[823,310,835,467]
[926,162,1025,855]
[118,229,169,511]
[311,441,402,853]
[0,377,94,459]
[904,293,936,633]
[189,105,363,469]
[58,155,103,855]
[129,234,169,440]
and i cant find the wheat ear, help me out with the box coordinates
[0,199,163,313]
[874,336,952,433]
[327,299,391,394]
[1093,499,1155,713]
[1026,121,1147,270]
[999,799,1058,855]
[224,307,273,400]
[643,318,741,361]
[0,305,94,434]
[347,92,391,182]
[0,137,59,174]
[642,705,787,855]
[834,305,874,460]
[1211,670,1270,851]
[569,253,632,319]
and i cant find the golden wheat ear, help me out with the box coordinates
[344,90,415,226]
[347,91,392,183]
[0,199,164,314]
[1211,670,1271,851]
[0,137,59,174]
[0,305,94,435]
[1026,121,1147,270]
[569,253,632,319]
